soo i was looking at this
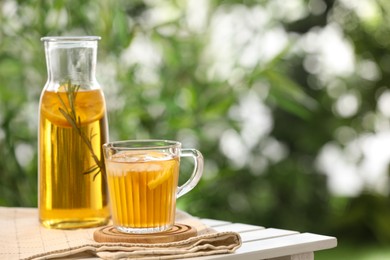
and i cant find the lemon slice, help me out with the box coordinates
[147,161,175,189]
[41,105,71,127]
[41,89,104,127]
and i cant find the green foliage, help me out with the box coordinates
[1,0,390,250]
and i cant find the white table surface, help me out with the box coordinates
[189,217,337,260]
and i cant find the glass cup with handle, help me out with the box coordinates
[102,139,203,234]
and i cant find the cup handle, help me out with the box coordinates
[176,149,204,198]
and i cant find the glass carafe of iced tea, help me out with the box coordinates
[38,36,110,229]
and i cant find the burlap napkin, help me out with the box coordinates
[0,207,241,260]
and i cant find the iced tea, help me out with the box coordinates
[105,151,180,233]
[39,88,109,229]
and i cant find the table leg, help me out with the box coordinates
[268,252,314,260]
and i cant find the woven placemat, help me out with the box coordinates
[0,207,241,260]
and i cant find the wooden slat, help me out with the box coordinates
[233,233,337,260]
[239,228,298,242]
[213,223,264,233]
[200,218,231,227]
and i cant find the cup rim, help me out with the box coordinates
[103,139,181,150]
[41,36,101,42]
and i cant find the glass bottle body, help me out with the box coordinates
[38,36,109,229]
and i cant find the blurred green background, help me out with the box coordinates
[1,0,390,259]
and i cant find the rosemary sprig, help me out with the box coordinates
[57,80,105,180]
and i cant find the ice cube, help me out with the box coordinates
[128,162,162,172]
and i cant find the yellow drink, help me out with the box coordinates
[105,152,179,233]
[39,88,110,229]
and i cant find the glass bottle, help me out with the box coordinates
[38,36,110,229]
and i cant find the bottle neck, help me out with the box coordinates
[43,38,99,88]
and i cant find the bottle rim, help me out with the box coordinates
[41,36,101,42]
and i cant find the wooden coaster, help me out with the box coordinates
[94,224,197,244]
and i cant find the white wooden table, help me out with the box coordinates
[74,217,336,260]
[191,217,337,260]
[73,217,336,260]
